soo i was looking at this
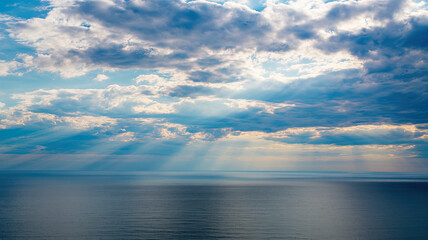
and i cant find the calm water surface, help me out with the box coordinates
[0,172,427,239]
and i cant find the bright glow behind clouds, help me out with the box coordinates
[0,0,427,171]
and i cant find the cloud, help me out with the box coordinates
[134,74,165,84]
[0,107,118,130]
[9,85,170,115]
[8,0,272,77]
[93,73,109,81]
[0,60,22,76]
[266,124,428,146]
[109,131,136,142]
[61,115,118,130]
[9,0,397,80]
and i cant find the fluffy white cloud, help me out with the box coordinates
[93,74,109,81]
[0,107,118,130]
[134,74,167,84]
[109,131,137,142]
[10,85,171,114]
[61,115,118,130]
[0,60,22,76]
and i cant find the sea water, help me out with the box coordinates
[0,171,427,239]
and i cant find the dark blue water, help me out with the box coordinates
[1,172,428,239]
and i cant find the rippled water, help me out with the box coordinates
[0,172,427,239]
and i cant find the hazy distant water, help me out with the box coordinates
[1,172,428,239]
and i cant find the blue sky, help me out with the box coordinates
[0,0,427,171]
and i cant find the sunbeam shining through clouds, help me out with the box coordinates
[0,0,427,171]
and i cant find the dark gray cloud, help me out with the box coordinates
[57,0,273,75]
[325,0,405,22]
[313,15,428,126]
[72,0,271,50]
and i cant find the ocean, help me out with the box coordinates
[0,171,427,239]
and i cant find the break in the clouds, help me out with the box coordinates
[0,0,427,171]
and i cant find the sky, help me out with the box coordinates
[0,0,427,171]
